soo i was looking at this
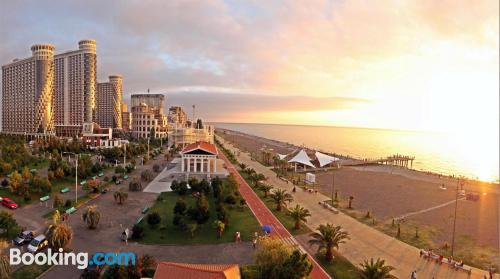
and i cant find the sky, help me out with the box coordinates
[0,0,498,135]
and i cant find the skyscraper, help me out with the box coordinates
[131,93,167,139]
[121,102,132,131]
[2,44,55,136]
[54,39,97,136]
[97,75,123,128]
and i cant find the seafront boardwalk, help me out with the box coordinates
[219,149,332,279]
[217,135,496,279]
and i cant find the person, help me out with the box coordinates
[252,238,257,249]
[292,186,296,193]
[488,267,494,279]
[235,231,241,242]
[410,270,417,279]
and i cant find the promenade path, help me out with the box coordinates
[219,149,331,279]
[217,135,497,279]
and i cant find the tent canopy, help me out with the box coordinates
[288,149,315,168]
[315,151,340,167]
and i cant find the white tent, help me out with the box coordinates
[288,149,315,168]
[315,151,340,167]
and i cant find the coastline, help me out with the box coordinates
[216,127,499,189]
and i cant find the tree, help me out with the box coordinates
[308,223,350,262]
[213,220,225,238]
[173,198,187,215]
[138,254,156,277]
[359,258,397,279]
[0,211,19,237]
[270,189,293,211]
[194,194,210,224]
[103,264,128,279]
[46,222,73,250]
[129,180,142,191]
[259,183,273,198]
[254,238,291,278]
[9,171,22,195]
[278,250,313,279]
[0,241,11,279]
[55,167,65,179]
[147,212,161,227]
[289,205,311,230]
[21,166,31,182]
[32,176,52,194]
[113,188,128,205]
[82,205,101,229]
[141,169,153,181]
[53,194,64,208]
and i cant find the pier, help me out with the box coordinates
[362,154,415,168]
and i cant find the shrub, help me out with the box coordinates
[224,194,237,205]
[141,169,153,181]
[147,212,161,227]
[132,224,145,239]
[153,164,160,173]
[0,179,8,187]
[115,166,125,174]
[64,199,73,208]
[23,191,31,201]
[129,180,142,191]
[173,214,184,226]
[173,198,187,215]
[103,176,109,182]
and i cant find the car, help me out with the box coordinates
[13,231,34,245]
[1,198,18,209]
[27,234,48,253]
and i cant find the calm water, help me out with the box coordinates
[214,123,499,183]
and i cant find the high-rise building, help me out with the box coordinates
[96,75,122,128]
[2,44,55,136]
[168,106,187,126]
[121,102,132,131]
[54,40,97,137]
[131,94,165,115]
[131,93,167,139]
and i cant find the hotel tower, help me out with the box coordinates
[1,44,55,136]
[54,39,97,136]
[97,75,123,128]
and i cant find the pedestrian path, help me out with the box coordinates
[217,135,497,279]
[220,150,331,279]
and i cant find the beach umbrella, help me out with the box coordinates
[261,225,272,233]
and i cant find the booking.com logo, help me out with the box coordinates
[10,248,136,269]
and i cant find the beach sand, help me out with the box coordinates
[216,128,499,264]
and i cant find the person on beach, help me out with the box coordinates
[410,270,417,279]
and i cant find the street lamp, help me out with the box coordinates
[331,161,341,203]
[450,178,463,257]
[63,152,79,204]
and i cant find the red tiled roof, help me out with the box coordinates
[181,141,218,155]
[153,262,240,279]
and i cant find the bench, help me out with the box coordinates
[39,196,50,202]
[92,176,97,180]
[80,180,87,186]
[135,216,144,225]
[98,172,104,177]
[123,175,129,180]
[65,207,77,214]
[60,188,69,193]
[141,206,149,214]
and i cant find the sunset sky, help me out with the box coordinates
[0,0,498,135]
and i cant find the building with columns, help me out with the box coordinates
[180,141,218,175]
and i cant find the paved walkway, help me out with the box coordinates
[218,135,497,279]
[219,147,331,279]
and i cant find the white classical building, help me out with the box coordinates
[180,141,218,174]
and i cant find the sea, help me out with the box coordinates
[214,123,499,183]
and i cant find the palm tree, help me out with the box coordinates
[359,258,397,279]
[308,223,350,262]
[289,205,311,230]
[239,163,247,171]
[259,183,273,198]
[46,223,73,250]
[270,189,293,211]
[82,205,101,229]
[113,188,128,205]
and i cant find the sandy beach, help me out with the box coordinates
[216,128,499,267]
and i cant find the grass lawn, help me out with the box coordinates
[317,252,360,279]
[138,191,261,245]
[11,263,51,279]
[239,171,312,236]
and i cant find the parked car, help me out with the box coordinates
[13,231,34,245]
[27,234,48,253]
[1,198,18,209]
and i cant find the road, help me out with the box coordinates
[219,149,332,279]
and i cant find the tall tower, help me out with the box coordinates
[97,75,123,128]
[2,44,55,135]
[54,39,97,136]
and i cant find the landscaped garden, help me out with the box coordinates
[134,175,261,245]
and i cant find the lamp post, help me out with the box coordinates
[63,152,79,204]
[450,178,462,257]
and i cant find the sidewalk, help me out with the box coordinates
[217,135,496,279]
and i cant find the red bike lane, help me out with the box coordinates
[219,151,331,279]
